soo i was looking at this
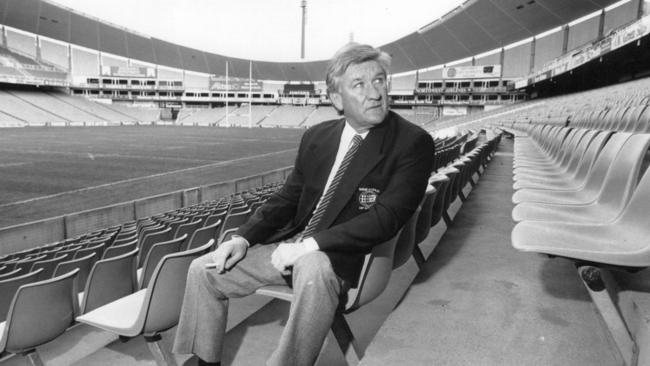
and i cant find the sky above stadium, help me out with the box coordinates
[49,0,464,62]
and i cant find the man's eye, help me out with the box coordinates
[373,78,385,86]
[353,82,363,89]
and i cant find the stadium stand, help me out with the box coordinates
[219,105,277,127]
[0,89,68,125]
[45,91,137,123]
[8,89,108,124]
[260,105,315,127]
[2,0,650,364]
[302,105,340,127]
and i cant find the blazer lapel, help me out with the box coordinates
[317,117,391,231]
[308,119,345,190]
[301,119,345,221]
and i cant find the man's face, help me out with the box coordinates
[330,60,389,133]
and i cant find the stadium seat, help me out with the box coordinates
[512,134,650,223]
[76,240,214,366]
[80,248,138,314]
[0,269,78,366]
[29,254,70,280]
[513,129,597,181]
[512,132,633,204]
[513,130,612,191]
[413,184,438,266]
[173,218,203,240]
[392,203,423,270]
[12,255,47,276]
[511,154,650,267]
[138,227,173,268]
[437,166,460,225]
[218,208,252,241]
[53,253,96,294]
[74,242,106,264]
[112,232,138,247]
[186,220,221,250]
[203,210,226,228]
[255,231,401,365]
[138,234,188,289]
[102,238,138,260]
[0,269,44,323]
[428,173,451,228]
[0,268,22,281]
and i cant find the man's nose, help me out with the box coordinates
[365,83,383,100]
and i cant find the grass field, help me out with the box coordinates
[0,126,304,228]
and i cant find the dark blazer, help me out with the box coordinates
[237,110,435,286]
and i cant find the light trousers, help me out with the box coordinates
[172,243,345,366]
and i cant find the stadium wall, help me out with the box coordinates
[0,166,293,256]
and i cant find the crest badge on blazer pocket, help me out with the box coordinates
[358,187,380,210]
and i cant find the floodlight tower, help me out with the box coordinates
[300,0,307,59]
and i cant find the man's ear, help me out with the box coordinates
[329,91,343,113]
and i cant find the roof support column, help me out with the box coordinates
[562,25,569,54]
[598,9,605,39]
[529,37,536,73]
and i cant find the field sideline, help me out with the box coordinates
[0,126,304,229]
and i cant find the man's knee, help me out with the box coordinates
[293,252,339,289]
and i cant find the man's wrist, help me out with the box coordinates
[231,234,250,248]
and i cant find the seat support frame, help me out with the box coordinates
[577,265,637,366]
[144,334,178,366]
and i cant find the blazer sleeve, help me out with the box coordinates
[235,133,308,244]
[313,132,435,253]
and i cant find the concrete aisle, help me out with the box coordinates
[360,138,621,366]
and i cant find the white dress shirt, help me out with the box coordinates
[302,121,368,250]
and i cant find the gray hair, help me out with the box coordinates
[325,42,391,95]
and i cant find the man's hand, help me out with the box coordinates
[205,236,248,274]
[271,239,319,274]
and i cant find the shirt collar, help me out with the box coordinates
[343,121,369,140]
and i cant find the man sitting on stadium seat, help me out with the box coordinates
[173,42,435,366]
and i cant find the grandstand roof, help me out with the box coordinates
[0,0,624,81]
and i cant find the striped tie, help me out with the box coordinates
[301,134,363,239]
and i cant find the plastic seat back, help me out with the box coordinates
[80,248,138,314]
[139,234,188,289]
[54,253,96,293]
[30,254,70,281]
[75,242,106,263]
[580,132,633,193]
[203,210,226,228]
[187,220,221,250]
[167,218,189,237]
[112,232,137,247]
[344,232,401,312]
[142,240,214,335]
[138,227,172,267]
[415,184,438,245]
[635,105,650,133]
[618,158,650,228]
[593,133,650,210]
[12,254,46,275]
[392,204,422,270]
[174,219,203,240]
[102,238,137,260]
[220,209,252,237]
[0,269,44,323]
[0,268,22,281]
[0,269,78,354]
[429,173,451,227]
